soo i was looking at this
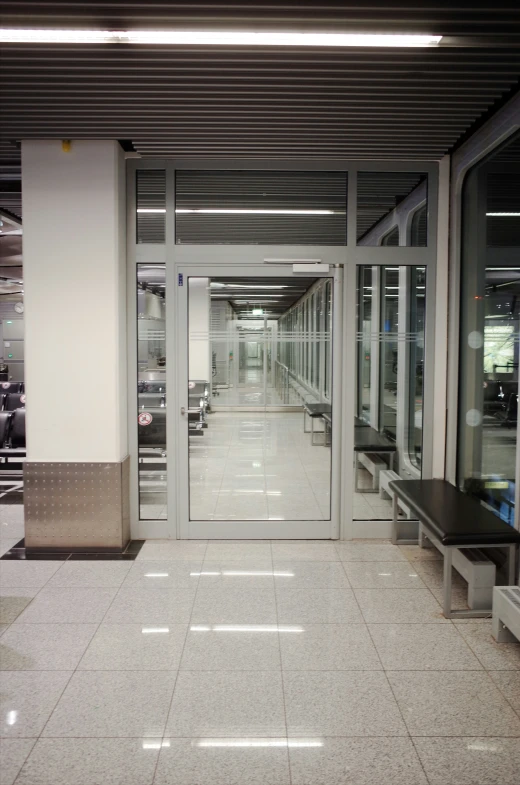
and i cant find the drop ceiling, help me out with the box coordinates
[1,1,520,223]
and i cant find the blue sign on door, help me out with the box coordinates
[178,273,184,286]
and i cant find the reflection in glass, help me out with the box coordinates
[357,172,428,246]
[354,266,426,522]
[457,133,520,526]
[137,264,166,520]
[188,276,333,522]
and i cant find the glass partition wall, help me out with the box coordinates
[353,265,426,523]
[457,133,520,528]
[129,161,436,539]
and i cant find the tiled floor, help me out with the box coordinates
[1,537,519,784]
[189,411,331,521]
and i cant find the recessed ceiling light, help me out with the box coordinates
[0,29,443,47]
[486,212,520,217]
[176,208,343,215]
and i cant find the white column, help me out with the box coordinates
[22,140,127,463]
[188,277,211,381]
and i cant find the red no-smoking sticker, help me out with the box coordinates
[1,383,10,389]
[138,412,153,426]
[20,394,26,404]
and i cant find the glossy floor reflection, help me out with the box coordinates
[189,412,331,521]
[1,539,519,784]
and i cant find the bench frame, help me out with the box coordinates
[391,493,517,619]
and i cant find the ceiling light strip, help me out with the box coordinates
[0,29,442,47]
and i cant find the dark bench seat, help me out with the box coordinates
[303,403,331,445]
[389,479,520,618]
[354,425,396,492]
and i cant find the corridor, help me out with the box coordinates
[1,536,519,784]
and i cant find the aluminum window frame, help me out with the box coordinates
[127,158,439,541]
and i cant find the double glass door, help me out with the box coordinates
[175,261,342,539]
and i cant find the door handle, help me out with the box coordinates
[180,406,186,416]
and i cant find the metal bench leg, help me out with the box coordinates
[443,548,453,619]
[391,492,398,545]
[508,544,517,585]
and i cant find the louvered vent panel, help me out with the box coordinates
[137,170,166,244]
[175,170,347,245]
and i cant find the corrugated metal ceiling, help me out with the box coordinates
[1,2,520,220]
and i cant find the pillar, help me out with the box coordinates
[22,140,129,550]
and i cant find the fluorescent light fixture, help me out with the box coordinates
[252,308,264,315]
[176,208,344,214]
[0,29,442,47]
[486,212,520,217]
[137,208,166,213]
[210,283,288,289]
[196,738,323,748]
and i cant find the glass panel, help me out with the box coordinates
[136,170,166,244]
[357,172,428,246]
[353,265,426,523]
[176,171,347,245]
[457,133,520,526]
[379,267,399,441]
[357,266,373,422]
[137,264,166,520]
[188,275,333,522]
[409,267,426,469]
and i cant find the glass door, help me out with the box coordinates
[175,263,342,539]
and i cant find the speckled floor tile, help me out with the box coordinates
[275,588,363,624]
[165,671,286,737]
[488,671,520,712]
[204,543,273,563]
[0,518,24,540]
[42,670,177,738]
[289,737,427,784]
[354,588,447,623]
[0,623,97,670]
[14,738,160,785]
[335,542,406,562]
[279,623,380,671]
[191,585,277,625]
[0,670,71,737]
[121,561,204,589]
[46,561,132,588]
[454,622,520,670]
[78,623,188,670]
[343,561,426,589]
[387,671,520,736]
[271,561,350,588]
[271,543,339,562]
[15,587,118,624]
[412,737,520,785]
[181,628,281,671]
[399,544,442,562]
[0,589,38,624]
[136,540,207,562]
[369,624,482,670]
[0,738,36,785]
[154,737,291,785]
[103,587,196,624]
[0,540,20,557]
[0,561,61,588]
[284,671,407,736]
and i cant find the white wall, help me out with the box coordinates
[188,277,211,380]
[22,140,127,462]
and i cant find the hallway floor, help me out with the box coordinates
[1,534,519,784]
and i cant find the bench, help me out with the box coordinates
[379,469,413,518]
[492,586,520,643]
[322,411,332,446]
[354,425,395,493]
[303,402,331,446]
[389,479,520,619]
[358,453,386,490]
